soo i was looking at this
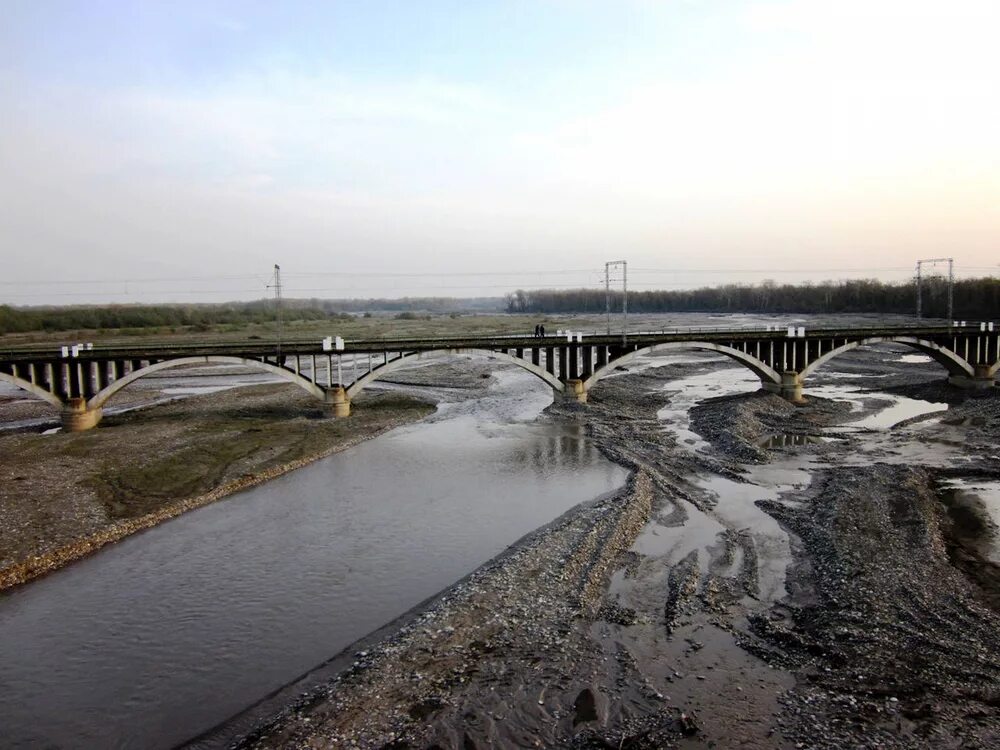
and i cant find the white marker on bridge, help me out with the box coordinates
[70,345,81,357]
[990,322,995,332]
[322,336,333,351]
[786,326,796,338]
[566,331,574,342]
[797,327,806,338]
[335,336,345,351]
[60,346,69,358]
[575,332,583,343]
[86,342,93,350]
[981,322,987,332]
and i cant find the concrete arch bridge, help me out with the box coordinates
[0,324,996,431]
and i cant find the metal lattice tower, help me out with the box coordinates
[915,258,954,320]
[272,264,283,357]
[604,260,628,343]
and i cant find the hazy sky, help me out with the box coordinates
[2,0,998,304]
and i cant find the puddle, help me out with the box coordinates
[940,478,1000,565]
[648,367,797,602]
[941,416,987,428]
[638,367,959,605]
[806,383,948,430]
[847,396,948,430]
[160,380,270,396]
[758,434,830,448]
[812,372,887,380]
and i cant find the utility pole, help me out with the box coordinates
[947,258,954,321]
[605,264,611,335]
[604,260,628,343]
[271,264,283,359]
[915,257,954,320]
[623,261,628,345]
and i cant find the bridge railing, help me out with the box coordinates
[0,321,991,360]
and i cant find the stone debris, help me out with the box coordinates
[237,346,1000,749]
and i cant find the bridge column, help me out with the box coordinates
[763,372,805,403]
[949,365,996,390]
[559,378,588,404]
[61,397,103,431]
[323,387,351,418]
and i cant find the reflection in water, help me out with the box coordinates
[0,369,627,750]
[645,366,799,603]
[940,478,1000,565]
[806,383,949,430]
[758,434,830,448]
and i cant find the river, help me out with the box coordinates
[0,368,628,749]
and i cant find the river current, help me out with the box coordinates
[0,368,627,749]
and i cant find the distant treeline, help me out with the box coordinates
[505,277,1000,319]
[0,301,337,334]
[0,296,506,334]
[307,296,501,313]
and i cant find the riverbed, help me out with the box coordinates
[3,339,997,749]
[0,369,627,749]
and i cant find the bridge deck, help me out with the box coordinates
[0,324,967,363]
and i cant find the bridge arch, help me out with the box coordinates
[345,348,564,400]
[582,342,782,392]
[798,336,974,381]
[0,371,64,409]
[88,355,326,410]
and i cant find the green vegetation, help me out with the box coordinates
[7,276,997,344]
[83,391,434,520]
[393,311,431,320]
[505,277,1000,318]
[0,301,345,335]
[0,297,504,337]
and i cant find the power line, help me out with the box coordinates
[630,266,916,274]
[0,289,267,299]
[8,263,982,288]
[282,269,598,278]
[0,274,264,286]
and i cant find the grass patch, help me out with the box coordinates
[87,391,434,520]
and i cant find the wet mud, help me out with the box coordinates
[231,344,1000,749]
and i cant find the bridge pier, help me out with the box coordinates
[948,365,996,390]
[323,387,351,418]
[61,397,103,431]
[559,379,588,404]
[762,372,805,403]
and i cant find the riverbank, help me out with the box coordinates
[234,352,1000,749]
[0,383,436,591]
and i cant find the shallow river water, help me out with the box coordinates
[0,369,627,749]
[624,355,972,608]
